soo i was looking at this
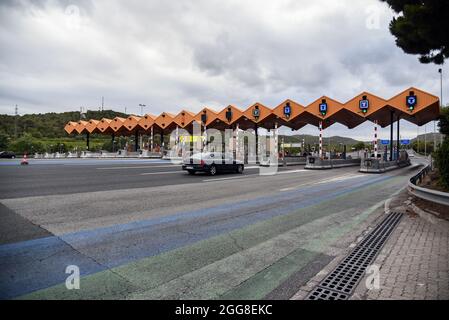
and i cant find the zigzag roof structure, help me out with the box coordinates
[65,87,440,135]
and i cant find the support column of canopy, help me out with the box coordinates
[160,131,164,155]
[175,125,179,157]
[389,111,394,161]
[235,123,239,162]
[150,126,154,152]
[396,115,400,160]
[274,122,278,160]
[319,121,323,158]
[203,124,207,152]
[86,132,90,151]
[374,120,378,158]
[134,130,139,152]
[111,133,115,152]
[255,123,259,164]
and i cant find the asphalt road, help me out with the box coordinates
[0,158,426,300]
[0,158,280,198]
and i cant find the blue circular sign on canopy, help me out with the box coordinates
[359,99,369,113]
[406,95,417,110]
[284,103,291,118]
[319,102,328,115]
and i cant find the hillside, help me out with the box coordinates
[281,134,362,145]
[0,110,128,139]
[411,132,444,143]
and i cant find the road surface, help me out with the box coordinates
[0,158,424,299]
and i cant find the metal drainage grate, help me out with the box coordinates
[307,287,349,300]
[306,212,403,300]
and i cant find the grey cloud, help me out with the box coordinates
[0,0,445,140]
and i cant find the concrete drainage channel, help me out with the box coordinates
[306,211,404,300]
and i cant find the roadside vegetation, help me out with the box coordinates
[434,107,449,190]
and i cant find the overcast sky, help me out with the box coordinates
[0,0,446,140]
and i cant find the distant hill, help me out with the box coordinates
[0,110,128,139]
[411,132,444,143]
[281,134,362,146]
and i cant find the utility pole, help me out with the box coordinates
[424,124,427,157]
[14,104,18,138]
[101,96,104,112]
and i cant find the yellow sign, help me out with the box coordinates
[179,135,204,142]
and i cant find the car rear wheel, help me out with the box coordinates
[236,164,244,174]
[209,165,217,176]
[187,170,195,175]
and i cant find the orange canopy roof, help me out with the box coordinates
[64,87,440,135]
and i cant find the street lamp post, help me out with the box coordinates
[439,68,443,147]
[139,104,146,116]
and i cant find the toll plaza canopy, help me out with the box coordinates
[64,87,440,136]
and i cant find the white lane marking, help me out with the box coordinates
[279,173,365,192]
[140,171,182,175]
[203,169,307,182]
[315,174,365,184]
[277,169,307,174]
[97,165,179,170]
[202,174,258,182]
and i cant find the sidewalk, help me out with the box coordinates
[292,190,449,300]
[360,211,449,300]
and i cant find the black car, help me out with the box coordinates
[182,152,244,176]
[0,151,16,159]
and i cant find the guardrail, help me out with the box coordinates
[408,165,449,206]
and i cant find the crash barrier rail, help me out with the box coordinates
[359,158,411,173]
[304,156,360,169]
[33,150,164,159]
[408,164,449,206]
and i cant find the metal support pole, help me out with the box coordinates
[396,115,400,160]
[161,131,164,154]
[424,124,427,157]
[389,111,394,161]
[150,126,154,152]
[111,133,115,152]
[319,121,323,158]
[203,124,207,152]
[135,130,139,152]
[235,124,239,162]
[175,126,179,156]
[86,132,90,151]
[255,123,259,164]
[374,120,378,159]
[273,122,279,158]
[417,126,419,154]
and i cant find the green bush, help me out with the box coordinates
[435,137,449,190]
[9,133,45,154]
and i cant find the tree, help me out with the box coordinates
[0,132,10,150]
[381,0,449,64]
[438,106,449,135]
[353,142,367,151]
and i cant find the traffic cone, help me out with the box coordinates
[21,153,29,165]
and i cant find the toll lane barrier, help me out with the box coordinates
[359,158,411,173]
[304,156,361,169]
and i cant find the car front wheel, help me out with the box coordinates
[187,170,195,175]
[236,164,244,174]
[209,165,217,176]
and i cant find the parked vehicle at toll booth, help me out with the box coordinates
[182,152,244,176]
[0,151,16,159]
